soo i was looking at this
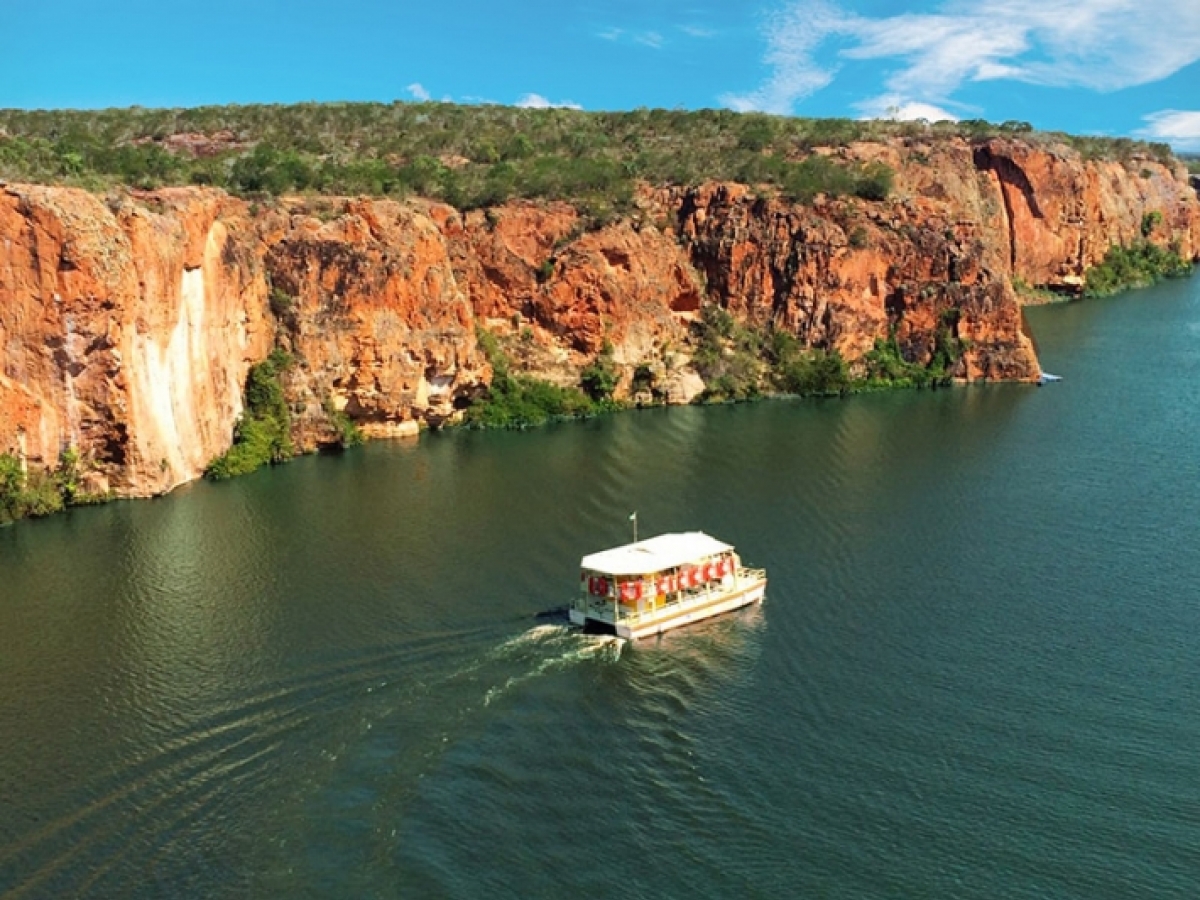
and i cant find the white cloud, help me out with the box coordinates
[726,0,1200,116]
[856,95,959,122]
[516,93,583,110]
[598,27,667,48]
[720,0,844,113]
[1139,110,1200,151]
[840,11,1031,98]
[407,83,431,102]
[680,25,716,39]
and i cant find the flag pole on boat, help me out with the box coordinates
[629,511,638,544]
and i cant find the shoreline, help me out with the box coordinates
[8,266,1200,529]
[2,372,1035,529]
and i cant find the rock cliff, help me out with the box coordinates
[974,139,1200,290]
[0,186,271,496]
[264,198,484,448]
[2,136,1197,496]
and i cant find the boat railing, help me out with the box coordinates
[574,567,767,625]
[621,570,766,626]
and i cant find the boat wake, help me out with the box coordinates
[480,624,625,706]
[0,621,622,900]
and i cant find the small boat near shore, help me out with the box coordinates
[570,532,767,639]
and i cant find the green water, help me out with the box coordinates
[3,276,1200,898]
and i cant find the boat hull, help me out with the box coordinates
[569,576,766,640]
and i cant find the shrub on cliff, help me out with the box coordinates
[933,309,970,373]
[206,350,295,480]
[692,305,765,401]
[860,317,964,389]
[269,287,296,319]
[693,309,853,400]
[465,326,607,428]
[853,162,894,201]
[580,343,619,401]
[767,331,850,395]
[780,349,851,395]
[737,116,777,152]
[0,449,107,525]
[1083,241,1193,298]
[324,400,364,449]
[0,454,32,524]
[465,374,597,429]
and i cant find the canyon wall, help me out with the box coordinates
[2,136,1198,496]
[0,187,271,496]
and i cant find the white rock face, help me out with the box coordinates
[127,230,248,493]
[664,370,706,405]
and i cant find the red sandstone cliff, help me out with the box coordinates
[974,139,1200,290]
[0,186,271,496]
[2,136,1198,497]
[264,198,484,447]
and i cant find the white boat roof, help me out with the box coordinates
[580,532,733,576]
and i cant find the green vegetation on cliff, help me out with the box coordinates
[579,342,620,402]
[0,102,1175,214]
[464,329,619,429]
[860,312,968,389]
[766,330,855,396]
[464,304,962,430]
[205,350,295,479]
[0,449,108,525]
[691,306,767,401]
[325,401,365,449]
[0,103,903,216]
[689,304,963,402]
[1083,241,1193,298]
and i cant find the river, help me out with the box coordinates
[2,275,1199,898]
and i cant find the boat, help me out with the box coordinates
[570,532,767,639]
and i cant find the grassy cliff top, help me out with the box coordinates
[0,102,1180,216]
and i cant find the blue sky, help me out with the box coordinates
[4,0,1199,149]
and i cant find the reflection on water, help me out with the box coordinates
[3,275,1200,898]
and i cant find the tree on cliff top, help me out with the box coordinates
[10,102,1114,209]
